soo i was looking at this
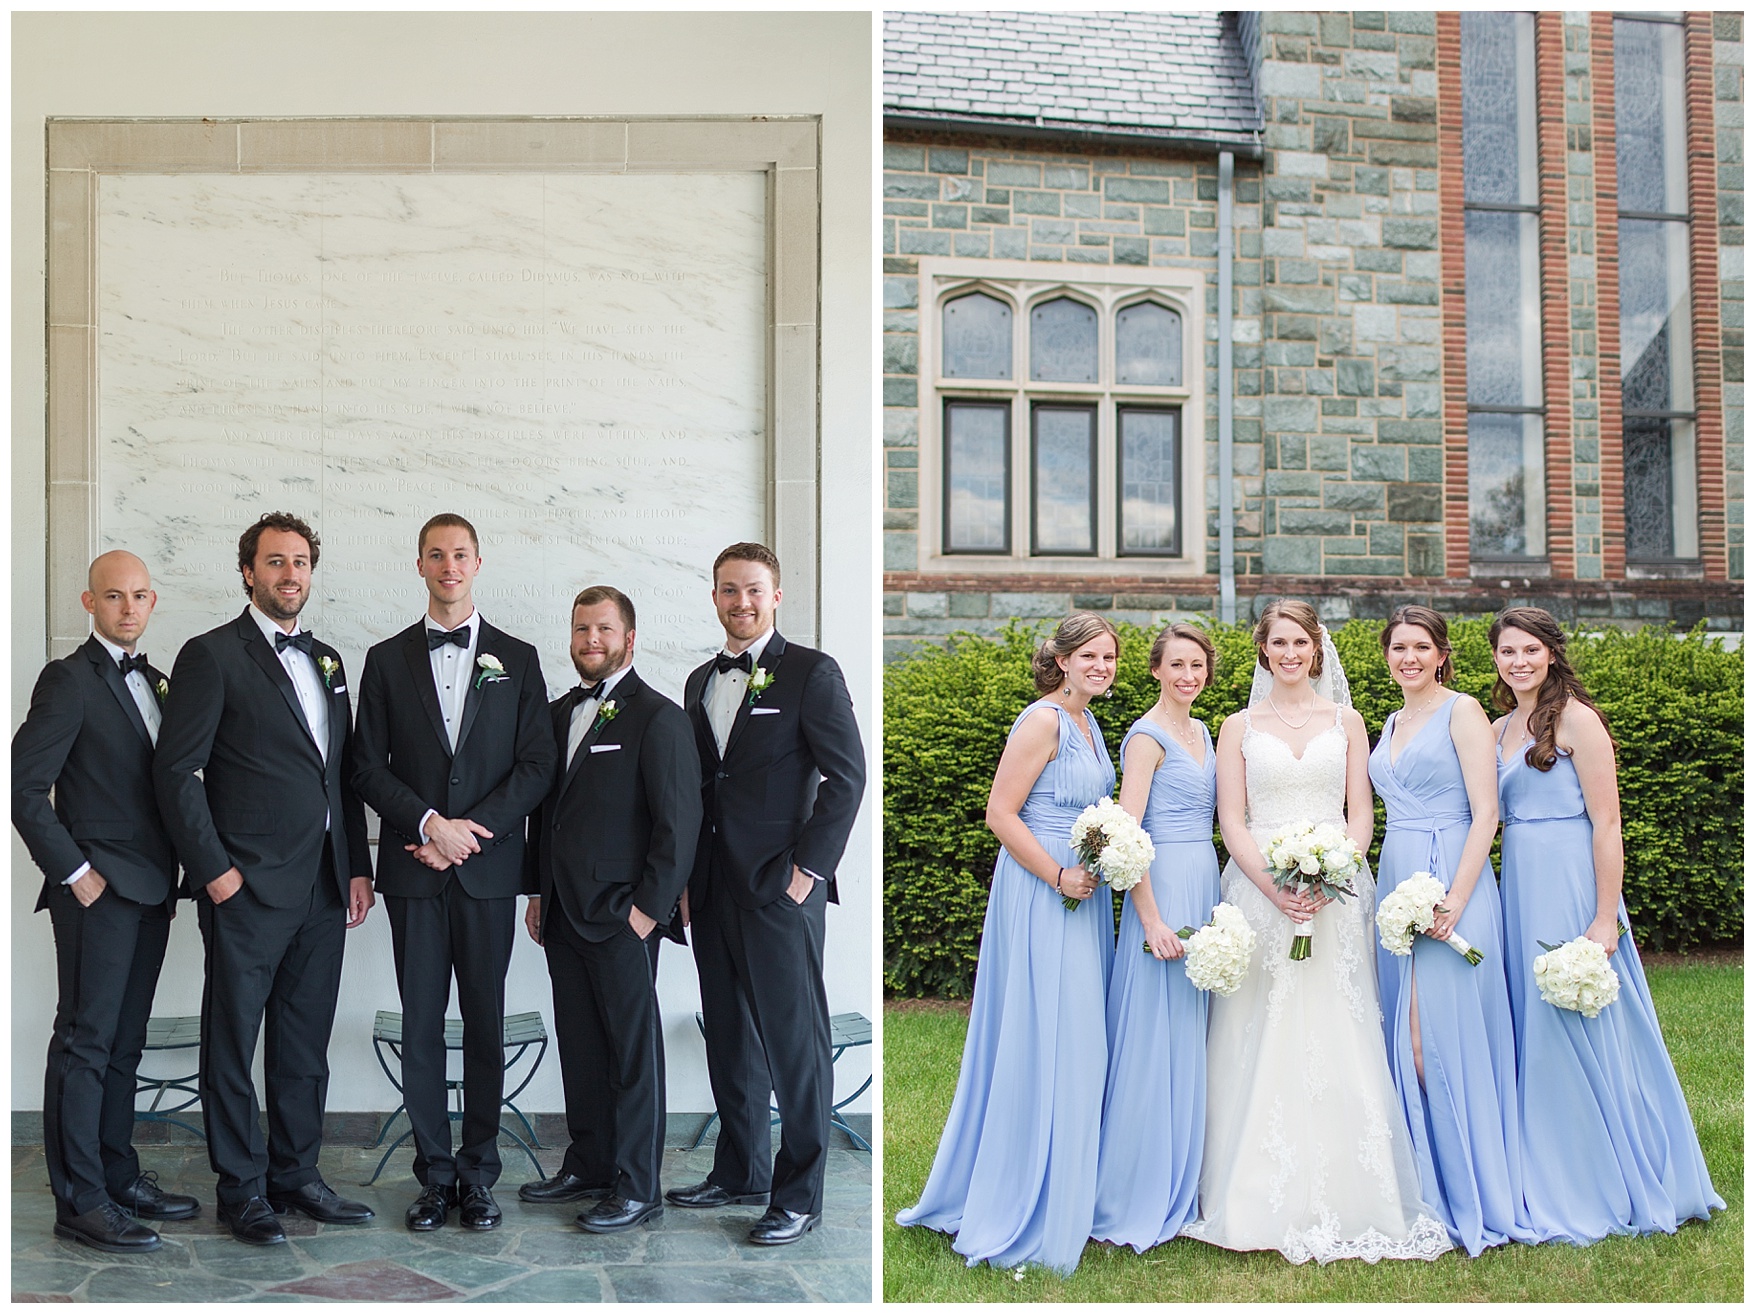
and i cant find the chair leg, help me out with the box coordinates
[686,1111,720,1150]
[366,1127,416,1186]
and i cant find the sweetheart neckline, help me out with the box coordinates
[1243,716,1344,763]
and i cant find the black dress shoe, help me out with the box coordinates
[748,1206,820,1246]
[217,1196,287,1246]
[664,1179,769,1209]
[405,1184,454,1232]
[111,1171,201,1221]
[576,1195,662,1233]
[458,1185,502,1230]
[54,1201,161,1253]
[267,1178,374,1225]
[519,1171,613,1204]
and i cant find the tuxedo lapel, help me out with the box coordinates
[454,623,500,756]
[720,632,787,764]
[85,637,152,752]
[559,670,643,802]
[236,611,322,765]
[401,625,451,756]
[314,640,348,767]
[685,662,719,766]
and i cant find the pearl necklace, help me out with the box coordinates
[1154,702,1203,752]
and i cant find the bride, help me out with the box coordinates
[1182,600,1450,1264]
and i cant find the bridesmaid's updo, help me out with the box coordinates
[1487,606,1616,770]
[1253,599,1324,682]
[1379,604,1454,684]
[1148,621,1217,690]
[1031,612,1120,694]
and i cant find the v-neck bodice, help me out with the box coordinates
[1120,716,1216,842]
[1015,699,1116,832]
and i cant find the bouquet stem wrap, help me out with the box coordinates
[1261,822,1362,961]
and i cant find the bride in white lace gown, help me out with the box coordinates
[1182,601,1450,1264]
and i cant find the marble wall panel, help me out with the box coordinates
[97,172,767,699]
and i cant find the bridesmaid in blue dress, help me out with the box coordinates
[896,613,1120,1274]
[1092,623,1220,1251]
[1490,607,1723,1242]
[1367,605,1539,1255]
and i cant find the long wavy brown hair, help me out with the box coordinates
[1488,606,1616,771]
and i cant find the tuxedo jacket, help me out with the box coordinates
[351,620,555,900]
[153,609,370,907]
[683,632,865,910]
[11,636,179,910]
[526,667,699,946]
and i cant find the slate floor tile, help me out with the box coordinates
[466,1269,605,1302]
[269,1259,459,1302]
[603,1262,815,1303]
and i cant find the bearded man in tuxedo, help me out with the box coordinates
[521,585,699,1234]
[12,551,199,1253]
[352,513,555,1232]
[153,512,376,1246]
[669,543,865,1245]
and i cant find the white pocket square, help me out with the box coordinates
[331,686,347,695]
[750,707,781,716]
[589,743,621,753]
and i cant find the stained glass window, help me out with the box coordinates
[1115,302,1182,387]
[1032,404,1096,554]
[944,402,1010,552]
[943,292,1012,379]
[1119,407,1180,554]
[1029,298,1099,383]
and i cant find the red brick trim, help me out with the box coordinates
[1684,11,1727,580]
[1535,12,1576,579]
[1435,13,1470,580]
[1590,13,1627,579]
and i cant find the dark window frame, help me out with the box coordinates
[1116,404,1183,558]
[1029,401,1098,558]
[941,398,1013,556]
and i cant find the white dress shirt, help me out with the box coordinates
[248,603,331,832]
[707,628,773,757]
[417,611,481,843]
[66,633,164,884]
[566,663,633,768]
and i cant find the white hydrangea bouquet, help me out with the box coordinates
[1262,821,1361,960]
[1066,798,1155,911]
[1157,902,1256,995]
[1376,871,1484,965]
[1533,928,1625,1018]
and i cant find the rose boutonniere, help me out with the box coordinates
[317,656,339,690]
[474,654,508,689]
[746,667,774,706]
[155,677,169,705]
[593,699,620,731]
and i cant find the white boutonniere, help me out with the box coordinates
[593,699,620,731]
[155,677,169,705]
[317,656,339,690]
[746,667,774,705]
[474,654,508,689]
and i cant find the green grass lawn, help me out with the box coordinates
[882,961,1743,1302]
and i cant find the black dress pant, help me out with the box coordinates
[385,883,516,1189]
[544,910,665,1202]
[44,885,172,1219]
[691,869,833,1214]
[195,867,344,1207]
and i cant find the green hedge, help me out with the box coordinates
[883,619,1743,998]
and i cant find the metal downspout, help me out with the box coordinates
[1218,150,1237,625]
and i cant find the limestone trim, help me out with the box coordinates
[913,256,1208,578]
[42,115,822,652]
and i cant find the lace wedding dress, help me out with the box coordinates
[1180,706,1452,1264]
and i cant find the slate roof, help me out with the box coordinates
[884,11,1262,151]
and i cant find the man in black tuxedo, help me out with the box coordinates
[11,551,201,1253]
[521,585,700,1234]
[668,542,865,1245]
[351,513,555,1232]
[153,512,376,1246]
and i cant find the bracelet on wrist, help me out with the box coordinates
[1055,867,1064,892]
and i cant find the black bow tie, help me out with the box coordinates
[714,651,754,676]
[118,653,150,677]
[274,630,314,655]
[577,681,607,703]
[427,627,470,651]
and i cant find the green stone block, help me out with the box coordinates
[1352,446,1406,482]
[1407,534,1445,576]
[930,148,970,174]
[1262,536,1322,574]
[882,378,917,407]
[884,172,939,200]
[948,592,991,618]
[883,531,917,571]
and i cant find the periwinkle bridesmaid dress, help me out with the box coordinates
[1497,731,1723,1242]
[1091,718,1220,1250]
[1368,695,1540,1255]
[896,699,1117,1275]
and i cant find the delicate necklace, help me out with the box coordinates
[1398,687,1444,727]
[1155,700,1202,752]
[1265,693,1315,729]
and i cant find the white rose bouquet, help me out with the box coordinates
[1262,821,1361,960]
[1067,798,1156,911]
[1533,930,1625,1018]
[1160,902,1256,996]
[1376,871,1484,965]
